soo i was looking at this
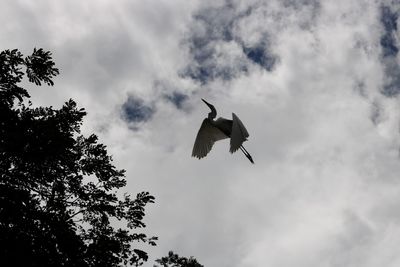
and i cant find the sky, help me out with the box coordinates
[1,0,400,266]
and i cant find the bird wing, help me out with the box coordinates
[192,119,228,159]
[230,113,249,153]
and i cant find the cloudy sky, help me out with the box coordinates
[2,0,400,266]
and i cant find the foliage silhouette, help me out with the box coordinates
[0,48,157,267]
[154,251,203,267]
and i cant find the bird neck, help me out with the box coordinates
[208,112,216,120]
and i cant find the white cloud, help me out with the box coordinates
[2,0,400,266]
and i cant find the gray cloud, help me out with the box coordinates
[164,91,189,110]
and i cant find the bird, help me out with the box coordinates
[192,99,254,164]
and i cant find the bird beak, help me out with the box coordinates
[201,98,213,109]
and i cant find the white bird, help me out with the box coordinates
[192,99,254,164]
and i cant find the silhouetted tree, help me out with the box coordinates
[154,251,203,267]
[0,48,156,267]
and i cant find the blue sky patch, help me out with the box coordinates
[121,95,154,124]
[380,6,398,58]
[181,2,276,84]
[380,5,400,97]
[243,43,277,71]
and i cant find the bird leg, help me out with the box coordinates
[240,145,254,164]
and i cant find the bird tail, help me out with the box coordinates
[240,146,254,164]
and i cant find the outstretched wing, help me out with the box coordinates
[192,119,228,159]
[230,113,249,153]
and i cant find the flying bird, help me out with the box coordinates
[192,99,254,164]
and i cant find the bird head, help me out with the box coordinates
[202,98,217,119]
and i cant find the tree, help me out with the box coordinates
[154,251,203,267]
[0,48,157,267]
